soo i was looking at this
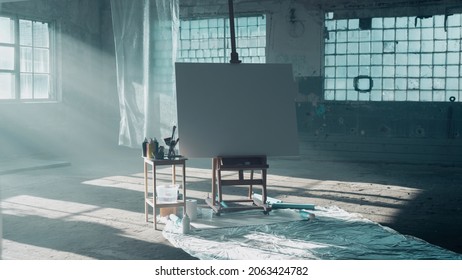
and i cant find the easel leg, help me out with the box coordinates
[152,164,157,229]
[262,169,267,204]
[182,162,186,216]
[144,161,148,222]
[211,157,217,206]
[248,170,254,199]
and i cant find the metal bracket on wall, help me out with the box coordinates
[353,75,374,93]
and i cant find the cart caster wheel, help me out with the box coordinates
[215,212,221,216]
[263,211,270,215]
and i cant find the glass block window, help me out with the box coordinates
[0,15,54,101]
[178,15,266,63]
[324,13,462,102]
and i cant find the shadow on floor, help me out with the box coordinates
[2,213,196,260]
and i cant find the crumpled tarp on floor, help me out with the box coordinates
[163,206,462,260]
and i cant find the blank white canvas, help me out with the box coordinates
[175,63,299,158]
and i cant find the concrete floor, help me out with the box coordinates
[1,144,462,259]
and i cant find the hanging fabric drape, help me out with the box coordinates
[111,0,179,147]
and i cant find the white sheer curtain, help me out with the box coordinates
[111,0,179,147]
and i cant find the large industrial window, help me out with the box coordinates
[178,15,266,63]
[324,13,462,102]
[0,16,54,101]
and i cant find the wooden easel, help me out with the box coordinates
[205,155,271,215]
[203,2,271,215]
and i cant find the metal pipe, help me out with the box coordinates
[228,0,241,63]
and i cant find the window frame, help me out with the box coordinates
[177,14,267,64]
[0,13,57,103]
[324,13,462,103]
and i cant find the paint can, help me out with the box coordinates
[186,199,198,221]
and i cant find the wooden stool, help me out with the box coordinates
[206,155,271,215]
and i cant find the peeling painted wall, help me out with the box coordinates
[1,0,461,166]
[294,1,462,166]
[181,0,462,166]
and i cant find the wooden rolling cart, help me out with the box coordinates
[143,157,187,230]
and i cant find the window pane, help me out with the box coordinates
[371,30,382,41]
[421,41,433,52]
[383,78,394,89]
[325,67,335,78]
[408,91,419,101]
[383,41,396,53]
[383,66,394,77]
[370,90,382,101]
[0,46,15,70]
[447,52,459,64]
[336,79,347,89]
[434,40,447,52]
[408,78,419,89]
[421,78,432,89]
[20,20,33,46]
[371,18,382,28]
[347,66,358,77]
[371,54,382,65]
[335,90,346,100]
[325,90,335,100]
[434,65,445,77]
[358,91,370,101]
[34,74,50,99]
[409,29,420,40]
[396,17,408,28]
[336,55,346,65]
[420,91,432,101]
[421,53,432,64]
[325,78,335,89]
[408,41,420,52]
[433,78,445,90]
[396,66,406,77]
[383,91,394,101]
[396,78,406,90]
[359,54,370,65]
[396,29,407,40]
[383,29,395,41]
[0,73,15,99]
[408,53,420,65]
[433,91,445,101]
[347,91,358,101]
[371,66,382,77]
[396,54,407,65]
[0,17,15,44]
[336,67,346,77]
[395,41,407,53]
[395,91,406,101]
[337,43,347,54]
[20,73,33,99]
[448,27,460,39]
[359,42,370,53]
[420,66,432,78]
[434,53,445,64]
[347,42,358,53]
[447,40,460,51]
[447,78,458,89]
[371,42,383,53]
[20,47,33,72]
[408,66,420,77]
[421,28,433,40]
